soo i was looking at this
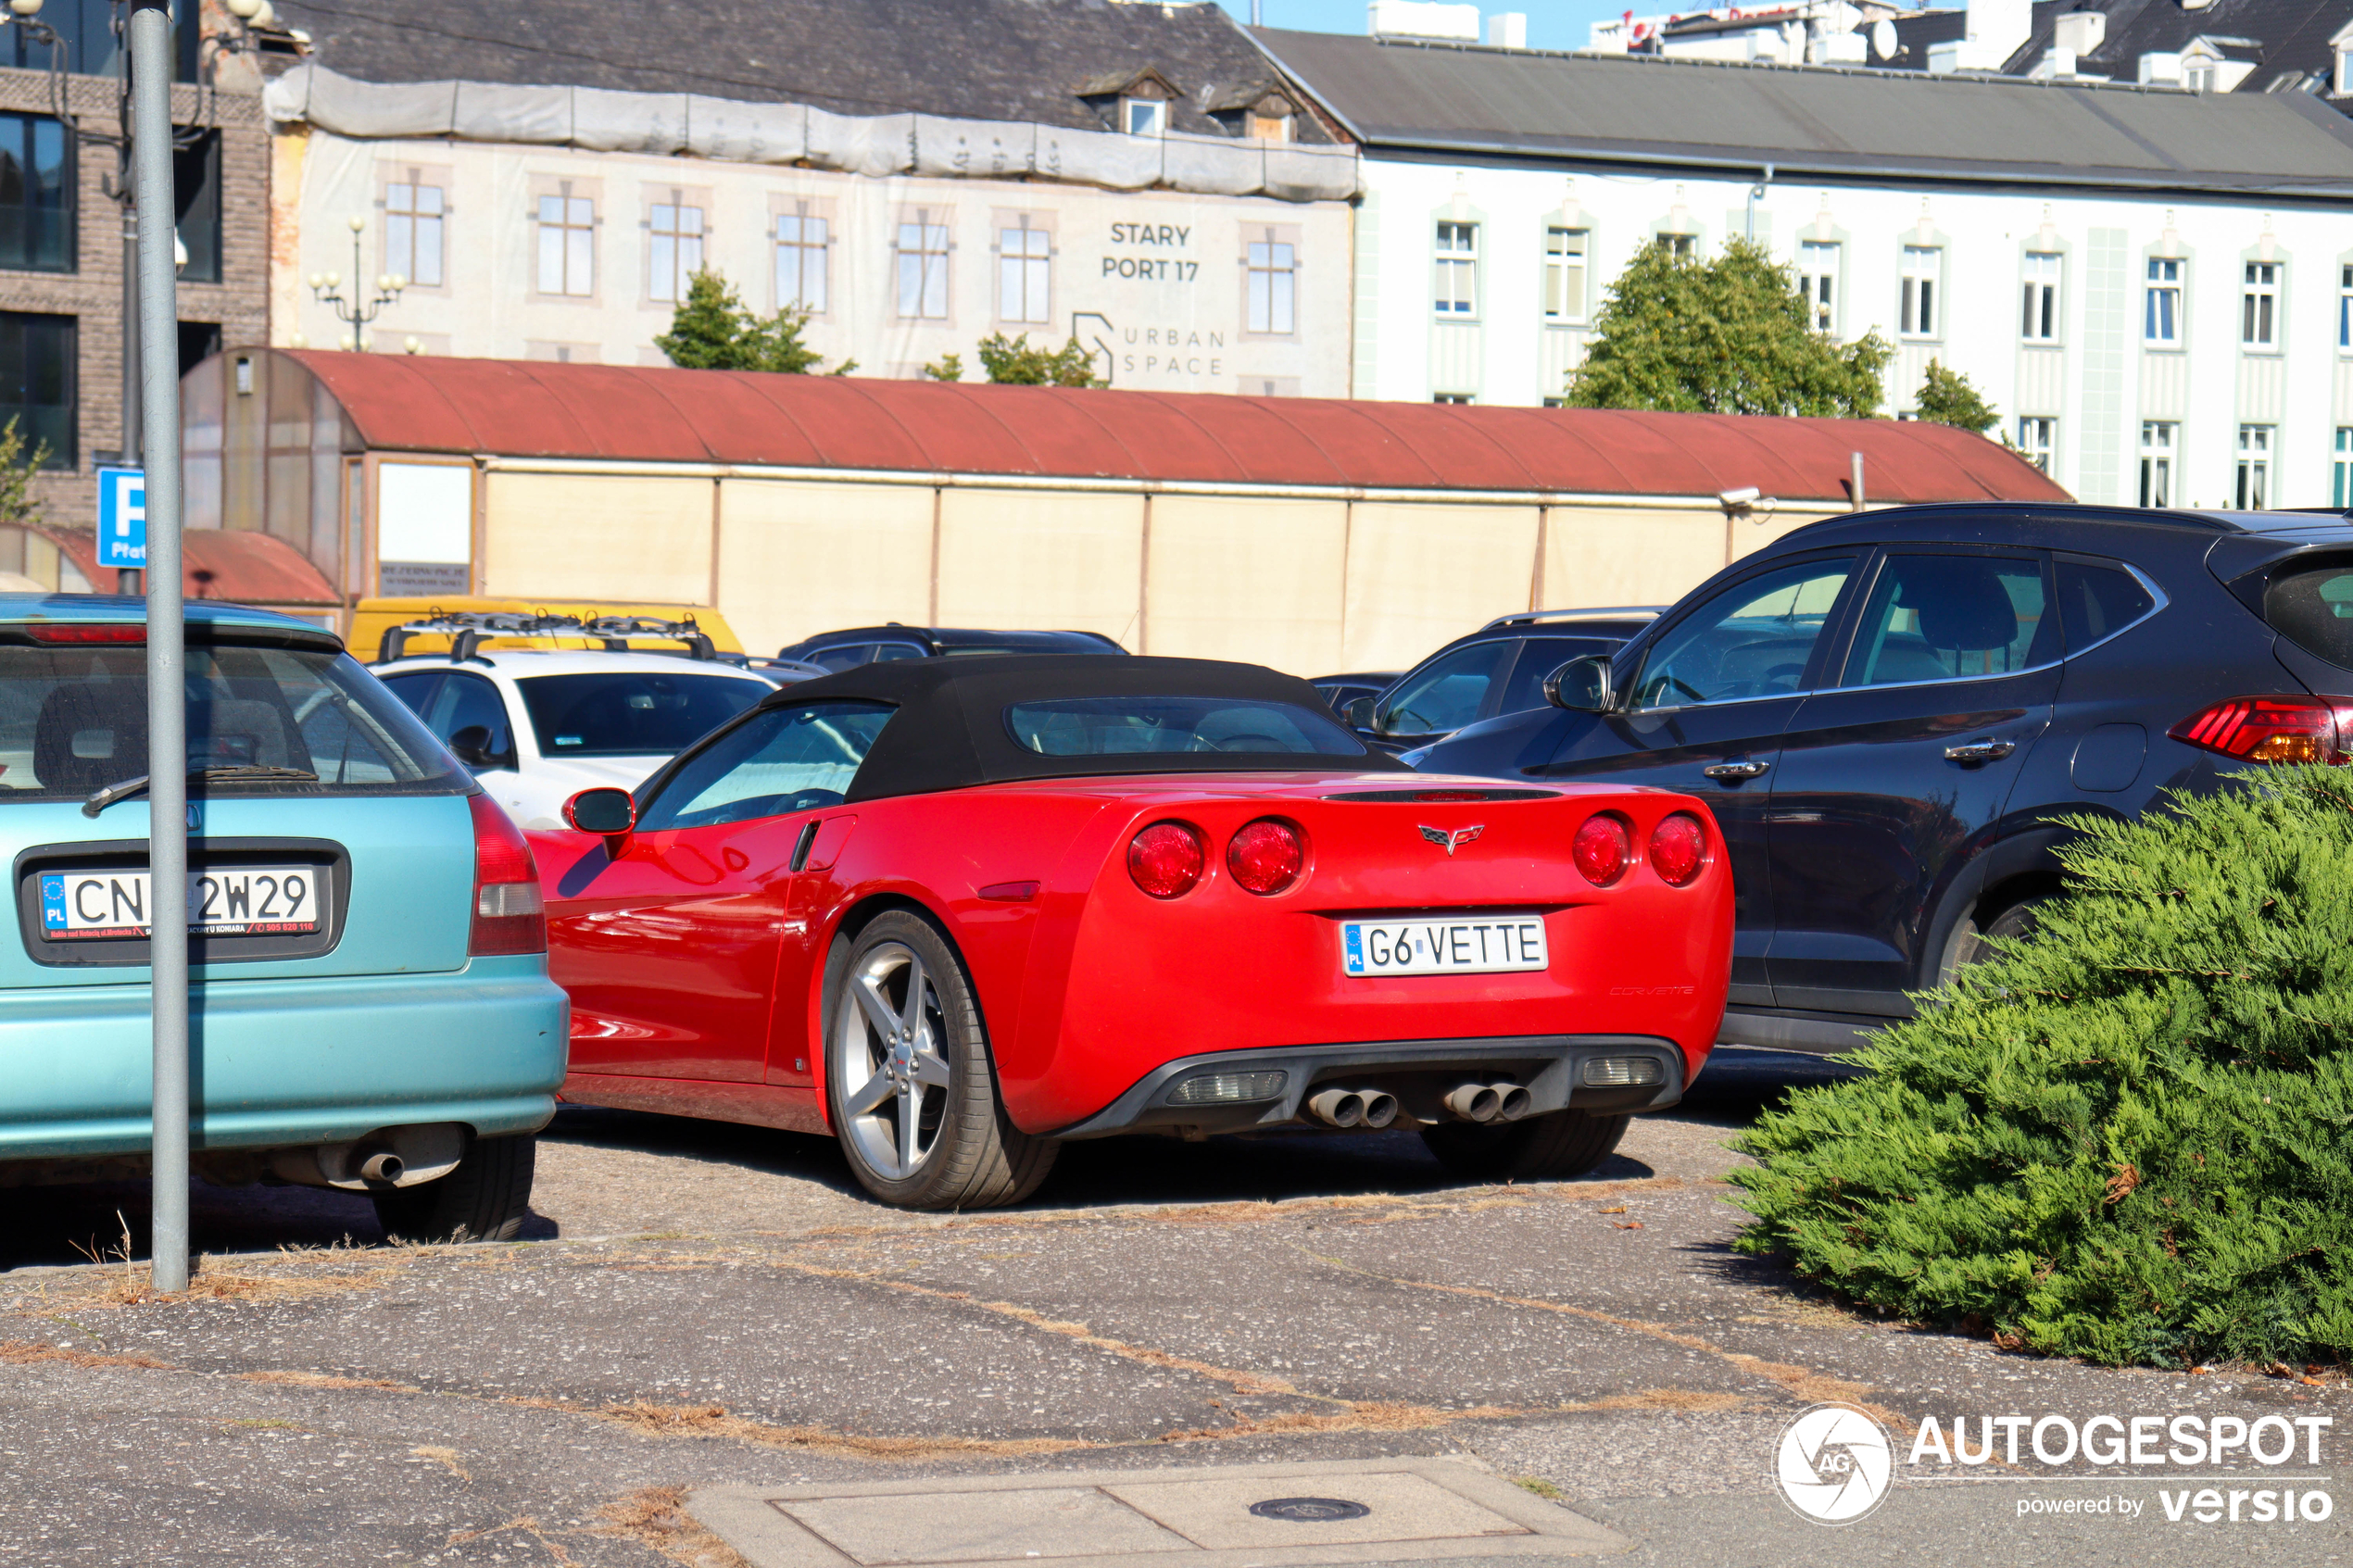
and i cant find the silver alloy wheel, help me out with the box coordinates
[836,940,953,1180]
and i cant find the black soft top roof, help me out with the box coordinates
[749,654,1407,802]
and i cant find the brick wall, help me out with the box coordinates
[0,66,269,536]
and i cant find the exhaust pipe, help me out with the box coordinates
[1443,1083,1502,1123]
[1359,1091,1399,1130]
[359,1151,406,1184]
[1492,1084,1533,1122]
[1307,1088,1365,1128]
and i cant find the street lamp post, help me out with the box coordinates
[310,215,406,350]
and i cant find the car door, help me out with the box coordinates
[1765,547,2059,1015]
[1537,552,1867,1009]
[1366,638,1514,752]
[548,698,895,1083]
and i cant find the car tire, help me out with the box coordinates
[371,1134,536,1244]
[825,910,1056,1210]
[1941,891,2055,980]
[1419,1109,1629,1182]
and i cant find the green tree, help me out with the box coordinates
[1564,238,1891,417]
[974,332,1104,387]
[920,353,965,383]
[653,270,855,375]
[1915,358,2001,435]
[1732,765,2353,1370]
[0,417,49,530]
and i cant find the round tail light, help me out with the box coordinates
[1572,813,1631,886]
[1227,819,1304,895]
[1650,812,1708,886]
[1128,822,1205,898]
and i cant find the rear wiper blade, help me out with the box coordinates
[82,765,321,819]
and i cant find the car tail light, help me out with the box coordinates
[468,793,545,955]
[2170,696,2353,766]
[1127,822,1204,899]
[1227,819,1304,896]
[1572,813,1631,886]
[1649,812,1708,886]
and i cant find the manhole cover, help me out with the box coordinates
[1249,1496,1371,1523]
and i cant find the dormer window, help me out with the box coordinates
[2185,61,2213,91]
[1123,98,1167,137]
[1249,110,1292,142]
[2336,41,2353,93]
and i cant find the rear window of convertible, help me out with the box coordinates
[1005,696,1365,757]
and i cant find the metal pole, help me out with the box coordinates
[1850,451,1866,512]
[129,0,187,1295]
[120,217,138,467]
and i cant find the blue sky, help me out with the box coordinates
[1211,0,1605,53]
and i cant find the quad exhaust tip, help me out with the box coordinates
[1306,1088,1399,1130]
[1443,1082,1532,1123]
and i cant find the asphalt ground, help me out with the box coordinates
[0,1047,2343,1567]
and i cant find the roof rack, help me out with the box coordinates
[376,609,718,666]
[1478,606,1669,633]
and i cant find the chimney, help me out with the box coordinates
[2053,8,2107,54]
[1486,11,1528,47]
[1958,0,2032,67]
[1367,1,1481,41]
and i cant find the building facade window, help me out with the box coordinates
[1248,110,1292,141]
[2021,252,2061,341]
[2139,421,2175,508]
[1246,235,1295,334]
[2341,265,2353,351]
[535,186,595,296]
[2145,257,2182,345]
[1122,98,1166,136]
[896,215,950,319]
[172,130,220,284]
[1797,241,1839,333]
[1543,228,1587,323]
[0,311,74,469]
[2237,423,2273,508]
[774,210,827,312]
[1432,393,1474,405]
[1434,220,1478,318]
[385,179,444,288]
[1899,245,1939,338]
[2243,260,2280,348]
[998,218,1050,324]
[2017,416,2057,474]
[0,113,70,274]
[1655,232,1694,258]
[648,198,703,305]
[2336,428,2353,508]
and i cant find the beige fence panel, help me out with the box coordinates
[1737,508,1843,558]
[936,487,1145,646]
[1340,503,1541,671]
[718,479,933,656]
[483,472,713,604]
[1540,506,1725,610]
[1142,495,1347,672]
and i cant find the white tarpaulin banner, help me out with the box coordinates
[263,63,1357,202]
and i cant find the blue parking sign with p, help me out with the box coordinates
[96,466,145,570]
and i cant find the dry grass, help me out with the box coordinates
[410,1445,471,1481]
[236,1369,414,1391]
[594,1400,1088,1461]
[593,1486,752,1568]
[1513,1474,1566,1499]
[0,1338,172,1371]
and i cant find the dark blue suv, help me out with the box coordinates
[1415,503,2353,1054]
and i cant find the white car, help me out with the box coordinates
[373,648,775,829]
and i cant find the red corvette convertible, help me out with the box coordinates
[533,657,1731,1210]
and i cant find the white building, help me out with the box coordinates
[258,0,1357,395]
[1252,27,2353,509]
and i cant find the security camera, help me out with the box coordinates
[1718,485,1761,508]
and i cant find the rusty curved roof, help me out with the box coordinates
[282,351,2069,505]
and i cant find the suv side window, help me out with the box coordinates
[1836,554,2055,687]
[1377,639,1512,735]
[808,643,875,672]
[1495,636,1617,718]
[871,642,930,662]
[431,673,516,764]
[2057,559,2160,655]
[1628,557,1857,711]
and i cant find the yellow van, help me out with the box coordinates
[348,598,745,663]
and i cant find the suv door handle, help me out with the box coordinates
[1702,759,1772,781]
[1944,739,2017,763]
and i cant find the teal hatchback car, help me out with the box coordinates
[0,597,568,1242]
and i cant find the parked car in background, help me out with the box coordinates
[776,625,1127,670]
[0,597,567,1242]
[348,597,746,662]
[1415,501,2353,1055]
[1346,610,1659,755]
[1310,671,1400,716]
[532,656,1729,1210]
[376,613,773,830]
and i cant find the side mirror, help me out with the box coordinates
[563,786,637,854]
[447,724,510,770]
[1543,655,1615,713]
[1342,696,1378,730]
